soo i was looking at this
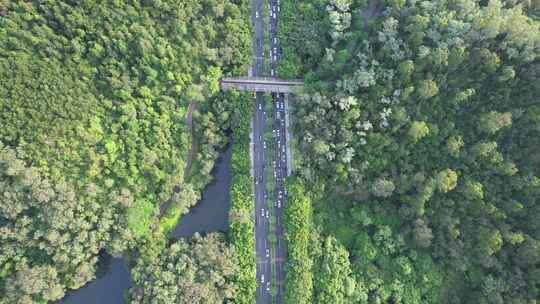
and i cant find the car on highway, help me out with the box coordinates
[261,208,265,217]
[258,103,262,110]
[255,11,259,18]
[266,209,269,218]
[261,274,265,283]
[266,281,271,292]
[266,248,270,258]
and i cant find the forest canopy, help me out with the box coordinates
[0,0,251,303]
[280,0,540,303]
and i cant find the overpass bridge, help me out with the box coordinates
[220,77,304,93]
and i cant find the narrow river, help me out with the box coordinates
[60,143,233,304]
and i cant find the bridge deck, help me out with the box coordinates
[220,77,303,93]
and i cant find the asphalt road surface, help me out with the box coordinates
[253,0,288,303]
[252,0,272,303]
[268,1,287,303]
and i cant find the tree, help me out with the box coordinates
[314,236,354,304]
[372,178,396,198]
[436,169,458,193]
[478,111,512,134]
[416,80,439,99]
[413,218,434,248]
[408,121,430,143]
[130,233,240,304]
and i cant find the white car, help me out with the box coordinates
[258,104,262,110]
[261,274,265,283]
[274,37,277,44]
[266,248,270,257]
[266,210,269,218]
[271,69,275,76]
[277,200,281,208]
[261,208,265,217]
[266,281,271,291]
[255,11,259,18]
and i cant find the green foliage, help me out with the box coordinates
[283,0,540,302]
[284,178,314,304]
[313,236,355,304]
[436,169,458,193]
[159,184,200,234]
[0,0,252,302]
[129,233,240,304]
[127,199,156,238]
[226,91,256,304]
[0,144,131,302]
[408,121,430,143]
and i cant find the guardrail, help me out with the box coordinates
[220,77,304,93]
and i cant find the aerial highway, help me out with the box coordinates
[252,0,272,303]
[252,0,290,303]
[268,0,288,303]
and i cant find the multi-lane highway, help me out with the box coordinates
[271,93,288,303]
[252,0,272,303]
[253,0,288,303]
[268,0,287,302]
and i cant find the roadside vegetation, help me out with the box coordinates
[227,91,257,304]
[129,233,240,304]
[283,178,314,304]
[279,0,540,303]
[0,0,252,303]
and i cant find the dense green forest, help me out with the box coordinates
[226,91,257,304]
[128,91,255,303]
[0,0,252,303]
[280,0,540,303]
[129,233,240,303]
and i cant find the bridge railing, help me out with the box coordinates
[221,77,304,85]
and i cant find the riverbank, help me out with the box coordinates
[60,141,235,304]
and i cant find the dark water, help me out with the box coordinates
[59,258,131,304]
[172,143,232,238]
[59,144,233,304]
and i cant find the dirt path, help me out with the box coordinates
[158,102,199,219]
[183,102,198,181]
